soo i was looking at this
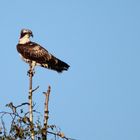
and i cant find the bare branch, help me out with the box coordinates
[28,62,35,140]
[47,130,76,140]
[32,86,39,93]
[1,117,6,137]
[16,102,29,108]
[42,85,51,140]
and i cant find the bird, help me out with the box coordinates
[16,29,70,73]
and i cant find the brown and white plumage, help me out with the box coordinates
[16,29,70,73]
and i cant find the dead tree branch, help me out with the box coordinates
[32,86,39,93]
[47,130,76,140]
[0,61,74,139]
[28,62,35,140]
[42,85,51,140]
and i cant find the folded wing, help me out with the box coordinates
[17,42,70,73]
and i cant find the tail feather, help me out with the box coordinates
[41,57,70,73]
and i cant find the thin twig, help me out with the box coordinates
[32,86,39,93]
[47,130,76,140]
[24,110,41,117]
[16,102,29,108]
[1,117,6,137]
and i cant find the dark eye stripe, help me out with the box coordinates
[20,33,27,38]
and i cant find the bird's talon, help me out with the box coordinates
[33,70,35,75]
[27,70,34,76]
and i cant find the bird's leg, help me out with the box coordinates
[31,61,36,75]
[27,61,36,76]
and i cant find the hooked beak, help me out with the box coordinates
[30,33,33,37]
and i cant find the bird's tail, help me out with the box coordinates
[41,57,70,73]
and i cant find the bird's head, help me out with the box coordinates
[20,29,33,38]
[19,29,33,44]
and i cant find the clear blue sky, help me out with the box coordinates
[0,0,140,140]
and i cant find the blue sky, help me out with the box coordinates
[0,0,140,140]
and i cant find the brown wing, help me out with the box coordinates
[17,42,70,72]
[17,42,51,63]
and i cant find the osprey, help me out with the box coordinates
[17,29,70,73]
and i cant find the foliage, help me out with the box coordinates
[0,102,72,140]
